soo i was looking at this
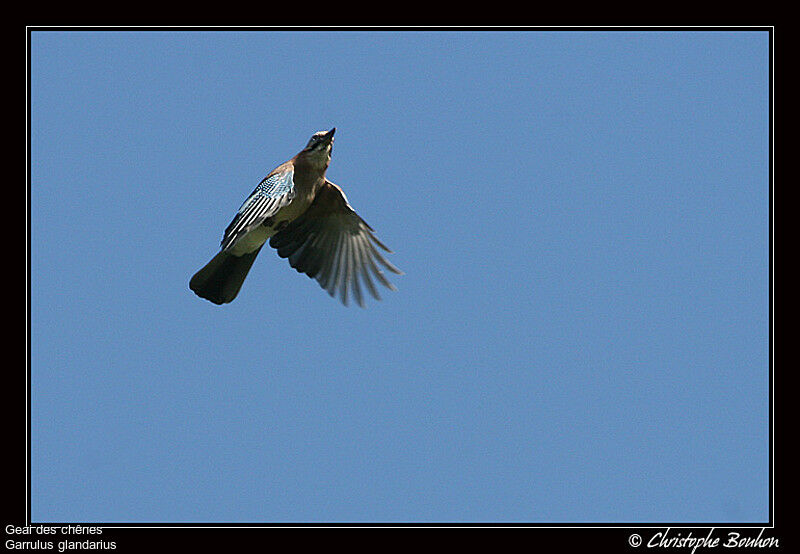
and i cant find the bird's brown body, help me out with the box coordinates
[228,156,326,256]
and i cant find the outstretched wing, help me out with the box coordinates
[269,180,402,307]
[221,168,295,251]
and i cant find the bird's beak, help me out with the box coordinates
[314,127,335,149]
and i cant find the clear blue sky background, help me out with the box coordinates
[30,31,769,523]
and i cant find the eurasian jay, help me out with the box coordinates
[189,128,401,307]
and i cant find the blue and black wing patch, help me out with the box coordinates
[269,180,401,307]
[220,169,295,251]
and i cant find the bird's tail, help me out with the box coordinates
[189,246,263,305]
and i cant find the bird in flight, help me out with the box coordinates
[190,128,401,307]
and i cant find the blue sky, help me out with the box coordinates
[30,30,770,523]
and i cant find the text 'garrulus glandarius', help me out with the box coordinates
[190,128,401,307]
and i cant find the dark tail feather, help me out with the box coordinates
[189,246,263,305]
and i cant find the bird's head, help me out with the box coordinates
[300,127,336,168]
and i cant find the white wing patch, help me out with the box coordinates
[220,170,296,252]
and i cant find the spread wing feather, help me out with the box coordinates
[269,180,401,307]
